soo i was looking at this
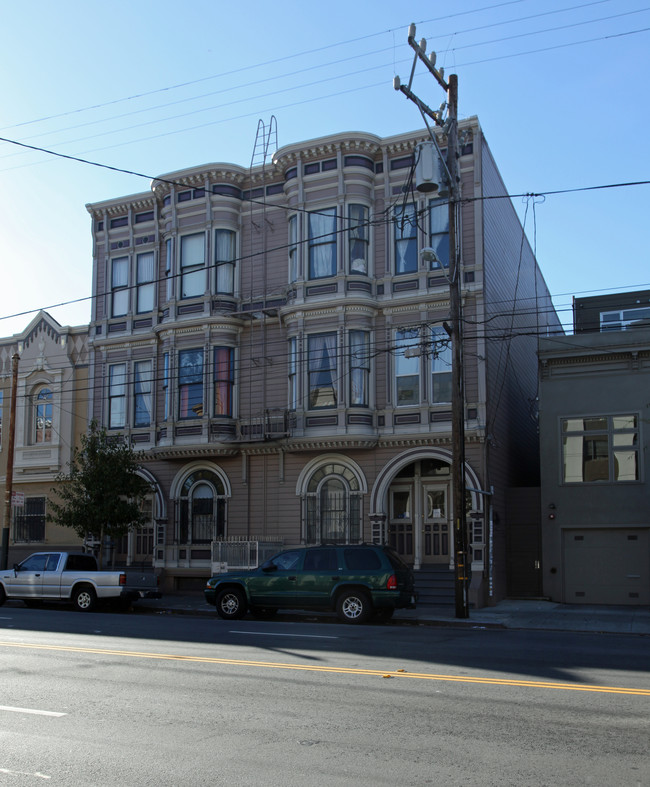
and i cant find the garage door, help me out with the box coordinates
[563,528,649,605]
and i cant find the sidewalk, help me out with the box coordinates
[133,594,650,635]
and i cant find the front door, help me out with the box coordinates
[421,484,451,564]
[388,485,415,564]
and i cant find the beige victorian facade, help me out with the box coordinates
[86,121,561,602]
[0,312,89,564]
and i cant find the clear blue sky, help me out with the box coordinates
[1,0,648,335]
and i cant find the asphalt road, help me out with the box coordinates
[0,605,648,786]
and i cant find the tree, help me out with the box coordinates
[49,421,152,567]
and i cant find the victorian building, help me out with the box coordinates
[0,312,89,564]
[86,119,561,601]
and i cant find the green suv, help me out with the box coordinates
[204,544,416,624]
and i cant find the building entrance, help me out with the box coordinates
[387,460,452,568]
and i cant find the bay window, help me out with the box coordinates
[394,204,418,274]
[428,199,450,269]
[348,204,369,274]
[136,252,155,313]
[213,347,234,416]
[108,364,127,428]
[215,229,236,294]
[395,329,420,406]
[308,333,337,409]
[431,326,452,403]
[178,349,204,419]
[180,233,205,299]
[349,331,370,407]
[111,257,129,317]
[308,208,337,279]
[134,360,153,427]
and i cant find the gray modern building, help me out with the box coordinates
[85,119,561,603]
[539,290,650,605]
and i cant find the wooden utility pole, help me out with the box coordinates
[1,353,20,570]
[394,26,470,618]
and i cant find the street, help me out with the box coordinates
[0,605,648,786]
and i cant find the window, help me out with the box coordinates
[428,199,450,269]
[34,387,53,443]
[308,333,337,409]
[214,229,236,295]
[178,469,226,544]
[110,216,128,229]
[165,238,173,300]
[562,415,639,483]
[178,349,203,419]
[348,204,369,274]
[134,360,153,427]
[180,233,205,299]
[213,347,234,416]
[111,257,129,317]
[162,353,170,420]
[108,364,127,428]
[349,331,370,407]
[136,252,155,313]
[600,306,650,331]
[308,208,337,279]
[288,215,298,283]
[304,462,362,544]
[288,337,297,410]
[431,326,452,403]
[395,329,420,406]
[13,498,46,542]
[0,389,3,448]
[394,204,418,274]
[135,211,154,224]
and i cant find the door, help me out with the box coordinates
[247,549,304,606]
[294,547,339,606]
[388,486,414,563]
[421,484,451,564]
[6,553,50,597]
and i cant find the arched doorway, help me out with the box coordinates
[371,448,482,570]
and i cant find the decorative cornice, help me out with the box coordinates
[149,446,240,460]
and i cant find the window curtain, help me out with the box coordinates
[349,205,368,274]
[214,347,233,416]
[179,350,203,418]
[215,230,235,294]
[134,361,153,427]
[394,205,417,274]
[350,331,369,406]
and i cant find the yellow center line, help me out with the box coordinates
[0,640,648,696]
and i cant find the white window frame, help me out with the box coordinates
[180,233,206,299]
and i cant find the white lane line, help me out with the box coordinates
[0,705,66,717]
[0,616,13,620]
[0,769,51,779]
[230,631,338,639]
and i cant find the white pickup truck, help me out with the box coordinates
[0,551,161,611]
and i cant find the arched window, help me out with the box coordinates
[304,462,363,545]
[34,387,53,443]
[178,469,227,544]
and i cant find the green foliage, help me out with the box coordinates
[48,421,153,542]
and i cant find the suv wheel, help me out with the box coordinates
[336,590,371,624]
[215,587,247,620]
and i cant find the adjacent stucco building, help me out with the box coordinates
[0,312,89,564]
[539,290,650,604]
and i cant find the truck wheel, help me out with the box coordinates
[73,585,97,612]
[215,588,247,620]
[0,585,5,606]
[336,590,371,624]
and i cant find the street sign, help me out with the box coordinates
[11,491,24,508]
